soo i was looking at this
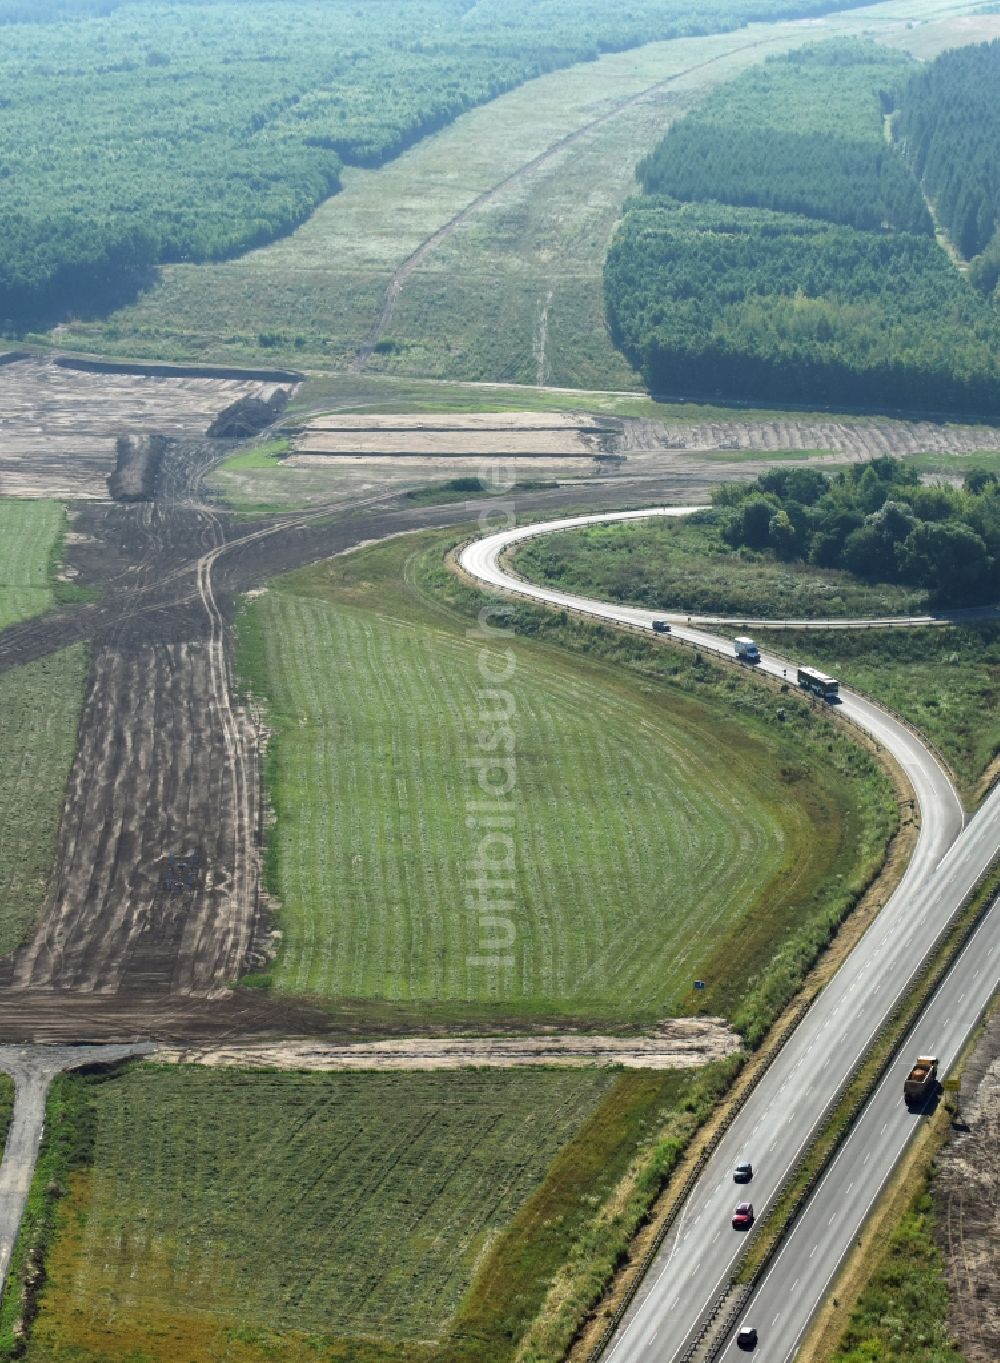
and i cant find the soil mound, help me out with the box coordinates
[207,388,289,439]
[107,433,167,502]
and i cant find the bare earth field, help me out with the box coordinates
[935,1011,1000,1363]
[218,404,1000,512]
[0,356,286,500]
[156,1016,740,1072]
[295,411,618,455]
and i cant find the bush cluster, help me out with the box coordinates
[715,457,1000,603]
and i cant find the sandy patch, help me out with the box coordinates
[157,1017,742,1071]
[0,356,284,501]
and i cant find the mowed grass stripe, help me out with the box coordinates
[0,498,64,630]
[0,646,88,955]
[241,577,802,1018]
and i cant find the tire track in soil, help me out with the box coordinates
[0,453,716,1015]
[1,445,261,999]
[350,34,792,371]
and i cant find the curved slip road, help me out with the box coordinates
[460,508,1000,1362]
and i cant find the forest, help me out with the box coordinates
[0,0,873,326]
[895,40,1000,291]
[605,41,1000,416]
[715,458,1000,603]
[605,200,1000,411]
[636,42,930,235]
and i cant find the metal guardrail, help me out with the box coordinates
[677,856,1000,1363]
[456,536,988,1363]
[585,992,815,1363]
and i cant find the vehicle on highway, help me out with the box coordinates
[904,1054,939,1107]
[734,1161,753,1183]
[652,619,671,633]
[797,664,840,701]
[732,1201,754,1229]
[736,1324,758,1349]
[734,635,760,662]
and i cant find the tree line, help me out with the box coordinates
[715,458,1000,604]
[604,40,1000,416]
[895,39,1000,274]
[605,199,1000,414]
[636,41,930,235]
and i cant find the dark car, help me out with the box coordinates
[732,1201,754,1229]
[736,1324,758,1350]
[734,1161,753,1183]
[651,619,671,634]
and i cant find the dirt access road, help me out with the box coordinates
[0,371,718,1042]
[0,1044,154,1290]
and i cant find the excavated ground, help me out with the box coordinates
[935,1011,1000,1363]
[0,372,719,1042]
[0,355,283,500]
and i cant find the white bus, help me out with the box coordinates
[797,665,839,701]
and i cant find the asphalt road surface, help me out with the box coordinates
[460,507,1000,1362]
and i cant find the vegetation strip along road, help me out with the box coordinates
[459,508,1000,1361]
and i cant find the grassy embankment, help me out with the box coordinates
[0,499,88,954]
[13,1061,732,1363]
[754,624,1000,805]
[827,1174,965,1363]
[514,515,1000,802]
[235,527,895,1037]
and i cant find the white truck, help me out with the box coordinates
[734,636,760,663]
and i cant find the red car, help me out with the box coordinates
[732,1201,754,1229]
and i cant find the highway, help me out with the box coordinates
[460,508,1000,1362]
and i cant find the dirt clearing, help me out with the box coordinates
[294,410,619,456]
[156,1017,741,1070]
[0,356,288,500]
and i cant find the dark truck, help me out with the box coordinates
[904,1055,938,1107]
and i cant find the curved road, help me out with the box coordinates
[460,508,1000,1362]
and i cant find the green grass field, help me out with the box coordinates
[754,624,1000,803]
[235,529,893,1033]
[0,500,65,631]
[515,515,930,620]
[0,646,88,955]
[20,1063,697,1363]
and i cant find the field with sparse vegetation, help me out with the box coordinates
[235,528,894,1035]
[54,7,944,386]
[515,514,930,619]
[19,1062,705,1363]
[54,24,821,377]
